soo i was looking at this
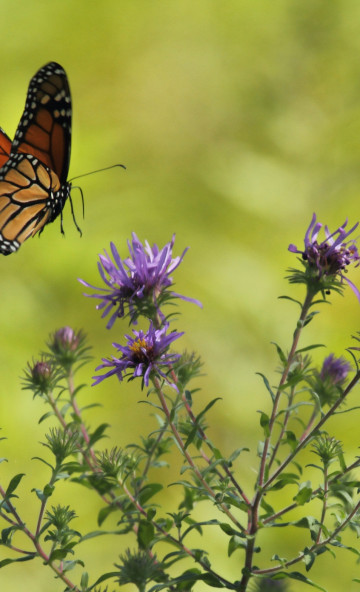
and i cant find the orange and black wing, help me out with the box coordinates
[0,127,12,168]
[0,153,62,255]
[11,62,71,184]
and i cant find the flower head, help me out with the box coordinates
[93,322,183,390]
[22,358,59,397]
[79,233,201,329]
[312,435,342,468]
[320,353,350,385]
[48,327,90,372]
[115,549,165,588]
[288,213,360,300]
[52,327,81,352]
[310,354,351,407]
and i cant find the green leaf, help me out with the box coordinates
[228,535,247,556]
[269,472,300,491]
[291,516,320,541]
[97,505,118,527]
[137,520,155,549]
[220,523,246,537]
[196,398,222,422]
[201,573,225,587]
[271,341,287,364]
[5,473,25,498]
[303,547,316,571]
[256,373,275,402]
[219,495,248,512]
[260,498,275,518]
[260,412,270,437]
[48,548,68,562]
[80,571,89,589]
[88,423,109,447]
[227,447,249,464]
[31,457,54,470]
[278,295,302,307]
[211,447,223,460]
[271,553,288,566]
[184,390,192,405]
[272,570,327,591]
[1,526,19,545]
[88,571,120,590]
[294,481,313,505]
[0,555,35,568]
[81,527,131,541]
[138,483,163,505]
[32,487,53,502]
[147,569,202,592]
[38,411,54,424]
[296,343,324,354]
[284,430,298,452]
[330,540,360,557]
[147,508,156,521]
[184,425,200,450]
[182,519,218,540]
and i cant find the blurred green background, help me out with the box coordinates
[1,1,360,590]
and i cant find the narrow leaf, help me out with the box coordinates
[272,570,327,591]
[5,473,25,497]
[256,373,275,402]
[137,520,155,549]
[138,483,163,505]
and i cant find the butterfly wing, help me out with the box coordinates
[11,61,72,184]
[0,62,72,255]
[0,127,12,168]
[0,153,66,255]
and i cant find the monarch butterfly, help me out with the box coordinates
[0,61,73,255]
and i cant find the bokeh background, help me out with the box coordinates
[1,1,360,590]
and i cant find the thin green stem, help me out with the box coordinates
[267,385,295,471]
[154,377,244,530]
[0,483,80,590]
[117,476,234,589]
[179,389,250,506]
[316,466,328,545]
[258,289,314,489]
[239,290,315,592]
[253,498,360,576]
[263,369,360,491]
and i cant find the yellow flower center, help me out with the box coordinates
[129,337,147,357]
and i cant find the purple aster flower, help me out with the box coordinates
[320,354,350,385]
[289,213,360,300]
[79,234,202,329]
[310,354,351,407]
[93,322,183,390]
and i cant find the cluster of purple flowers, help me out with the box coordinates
[80,234,201,390]
[75,215,359,392]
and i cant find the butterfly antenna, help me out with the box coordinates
[69,163,126,183]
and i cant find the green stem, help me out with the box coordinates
[239,289,315,592]
[153,377,244,530]
[253,498,360,576]
[316,466,328,544]
[263,369,360,491]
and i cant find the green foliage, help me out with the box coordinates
[2,215,360,592]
